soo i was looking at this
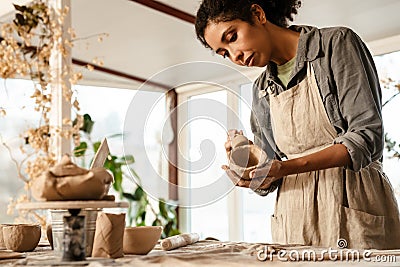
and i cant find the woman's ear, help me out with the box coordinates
[250,4,267,24]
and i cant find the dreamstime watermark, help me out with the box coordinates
[256,239,397,263]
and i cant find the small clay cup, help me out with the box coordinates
[2,224,41,252]
[230,134,249,148]
[229,144,268,179]
[123,226,162,255]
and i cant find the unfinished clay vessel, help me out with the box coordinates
[229,135,268,180]
[2,224,41,252]
[230,134,249,148]
[123,226,163,255]
[31,155,113,201]
[92,212,125,259]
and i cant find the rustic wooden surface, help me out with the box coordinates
[1,241,400,266]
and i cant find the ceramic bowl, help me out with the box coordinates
[123,226,163,255]
[2,224,41,252]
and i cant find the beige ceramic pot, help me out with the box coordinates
[2,224,41,252]
[123,226,162,255]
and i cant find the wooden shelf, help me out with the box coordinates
[16,201,129,210]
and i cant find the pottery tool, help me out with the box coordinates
[160,233,200,251]
[0,251,26,260]
[90,138,109,169]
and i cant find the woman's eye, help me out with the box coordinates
[230,32,237,42]
[223,51,229,58]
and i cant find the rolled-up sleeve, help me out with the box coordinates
[331,28,383,172]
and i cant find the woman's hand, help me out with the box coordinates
[222,160,283,190]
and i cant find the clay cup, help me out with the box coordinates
[229,144,268,179]
[2,224,41,252]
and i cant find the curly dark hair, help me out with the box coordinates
[195,0,301,48]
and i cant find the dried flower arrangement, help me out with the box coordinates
[0,0,95,225]
[0,1,180,238]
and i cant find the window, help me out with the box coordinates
[239,83,276,243]
[0,78,39,222]
[0,81,166,222]
[182,90,230,240]
[374,50,400,203]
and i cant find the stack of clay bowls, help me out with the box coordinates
[123,226,163,255]
[0,224,41,252]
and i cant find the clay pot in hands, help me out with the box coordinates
[230,134,249,148]
[229,135,268,180]
[123,226,163,255]
[2,224,41,252]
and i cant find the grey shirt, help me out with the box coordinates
[251,25,383,183]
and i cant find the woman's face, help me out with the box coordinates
[204,18,272,67]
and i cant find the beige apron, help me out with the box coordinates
[269,62,400,249]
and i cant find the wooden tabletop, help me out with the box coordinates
[15,201,129,210]
[2,241,400,266]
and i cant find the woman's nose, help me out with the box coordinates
[229,48,244,65]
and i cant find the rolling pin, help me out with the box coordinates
[160,233,200,251]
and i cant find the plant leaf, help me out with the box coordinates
[93,141,101,153]
[152,219,162,226]
[122,193,139,201]
[133,186,144,200]
[73,141,87,157]
[81,113,94,134]
[168,228,181,237]
[162,221,173,239]
[117,155,135,165]
[110,165,123,193]
[137,221,146,226]
[13,4,26,12]
[159,201,168,219]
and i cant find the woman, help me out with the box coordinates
[195,0,400,249]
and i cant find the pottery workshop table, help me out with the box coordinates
[2,240,400,266]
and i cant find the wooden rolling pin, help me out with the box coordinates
[160,233,200,251]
